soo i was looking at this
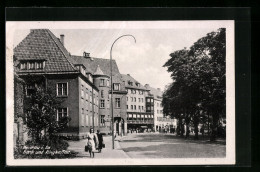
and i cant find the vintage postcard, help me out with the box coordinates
[6,21,235,165]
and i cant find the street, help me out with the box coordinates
[118,133,226,158]
[67,133,225,159]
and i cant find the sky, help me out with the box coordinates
[12,22,226,91]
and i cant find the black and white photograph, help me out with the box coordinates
[6,21,235,165]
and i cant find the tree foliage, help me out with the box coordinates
[163,28,226,140]
[25,86,71,145]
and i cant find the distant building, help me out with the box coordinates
[121,74,154,132]
[144,85,177,132]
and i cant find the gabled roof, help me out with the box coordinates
[121,74,148,90]
[14,29,77,73]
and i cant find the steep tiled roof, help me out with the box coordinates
[121,74,147,90]
[14,29,77,73]
[72,55,126,91]
[72,55,120,76]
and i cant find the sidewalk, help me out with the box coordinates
[67,136,129,158]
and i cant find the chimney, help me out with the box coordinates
[83,51,90,58]
[60,34,65,45]
[127,74,130,76]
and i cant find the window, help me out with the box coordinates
[138,98,140,102]
[25,84,35,96]
[129,82,133,86]
[131,90,136,94]
[57,108,68,121]
[100,100,105,108]
[138,106,141,110]
[107,80,110,86]
[100,115,105,126]
[134,97,136,102]
[147,106,151,110]
[86,114,89,126]
[128,114,133,120]
[147,98,150,102]
[115,98,120,108]
[81,85,84,98]
[131,97,133,102]
[28,62,35,69]
[57,83,68,96]
[131,105,133,110]
[101,90,104,98]
[142,106,144,110]
[151,106,154,110]
[139,90,143,95]
[100,79,105,86]
[81,108,84,126]
[157,110,159,113]
[85,88,88,100]
[127,97,128,101]
[136,83,140,87]
[151,99,154,103]
[113,83,120,91]
[134,105,136,110]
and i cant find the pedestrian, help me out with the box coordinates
[96,130,103,153]
[86,128,98,158]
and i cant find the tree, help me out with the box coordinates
[25,86,70,146]
[163,28,226,141]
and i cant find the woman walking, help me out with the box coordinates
[87,128,98,158]
[96,130,104,153]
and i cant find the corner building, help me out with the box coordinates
[14,29,100,139]
[71,55,127,136]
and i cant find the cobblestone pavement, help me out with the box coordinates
[118,133,226,158]
[67,136,129,159]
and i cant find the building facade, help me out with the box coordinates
[145,85,177,132]
[14,29,100,139]
[121,74,154,132]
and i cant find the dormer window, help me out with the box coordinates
[136,82,140,87]
[128,81,133,86]
[20,60,45,70]
[113,83,120,91]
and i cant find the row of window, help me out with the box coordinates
[156,102,163,107]
[127,81,140,87]
[146,98,154,103]
[127,114,154,120]
[157,110,163,114]
[100,98,120,108]
[100,79,110,87]
[20,61,45,70]
[127,105,144,111]
[146,106,154,111]
[81,85,98,105]
[127,97,144,103]
[81,108,99,127]
[127,89,144,95]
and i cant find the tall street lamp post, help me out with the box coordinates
[110,35,136,149]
